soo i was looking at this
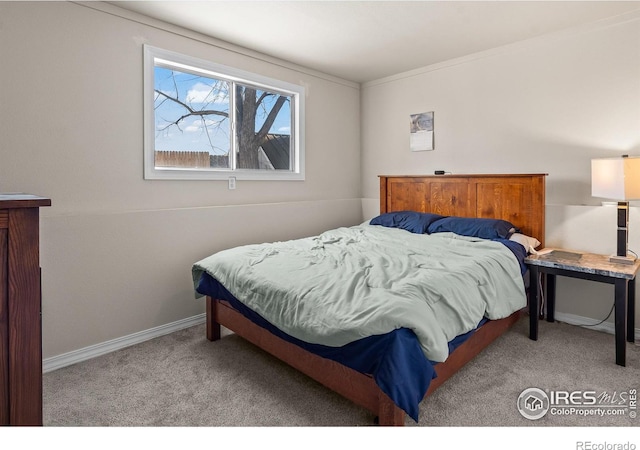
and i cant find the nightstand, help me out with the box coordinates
[525,248,639,367]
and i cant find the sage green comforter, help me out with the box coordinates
[192,224,526,362]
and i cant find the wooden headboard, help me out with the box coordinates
[379,174,547,247]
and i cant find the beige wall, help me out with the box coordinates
[0,2,362,358]
[361,13,640,206]
[2,2,638,361]
[361,13,640,330]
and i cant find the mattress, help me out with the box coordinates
[192,223,528,421]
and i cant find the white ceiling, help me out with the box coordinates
[113,1,640,83]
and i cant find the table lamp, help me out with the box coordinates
[591,155,640,264]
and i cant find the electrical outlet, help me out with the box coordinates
[228,176,236,190]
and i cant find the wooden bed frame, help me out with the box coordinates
[205,173,546,425]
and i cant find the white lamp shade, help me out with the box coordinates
[591,157,640,200]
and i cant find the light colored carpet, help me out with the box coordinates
[43,317,640,427]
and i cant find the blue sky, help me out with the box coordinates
[154,66,291,156]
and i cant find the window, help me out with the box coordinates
[143,46,305,180]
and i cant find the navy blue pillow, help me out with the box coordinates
[426,216,517,240]
[370,211,445,234]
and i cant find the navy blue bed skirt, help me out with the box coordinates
[196,272,486,422]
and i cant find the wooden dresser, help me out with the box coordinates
[0,194,51,426]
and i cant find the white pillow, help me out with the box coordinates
[509,233,541,253]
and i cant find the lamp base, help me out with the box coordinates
[609,254,637,265]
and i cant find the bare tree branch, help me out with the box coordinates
[154,74,290,169]
[256,96,287,140]
[155,89,229,130]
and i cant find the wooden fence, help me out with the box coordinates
[155,151,210,168]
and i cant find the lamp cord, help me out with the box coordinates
[579,301,615,328]
[537,272,545,318]
[535,272,614,328]
[582,248,634,327]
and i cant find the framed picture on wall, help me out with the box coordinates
[410,111,434,151]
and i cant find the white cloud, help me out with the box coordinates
[185,118,221,132]
[278,126,291,133]
[186,82,228,104]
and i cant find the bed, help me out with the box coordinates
[192,173,546,425]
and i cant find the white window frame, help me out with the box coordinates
[143,45,305,181]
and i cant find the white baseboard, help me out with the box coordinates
[553,311,640,342]
[42,310,638,373]
[43,313,206,373]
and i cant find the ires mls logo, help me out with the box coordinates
[517,387,638,420]
[517,388,550,420]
